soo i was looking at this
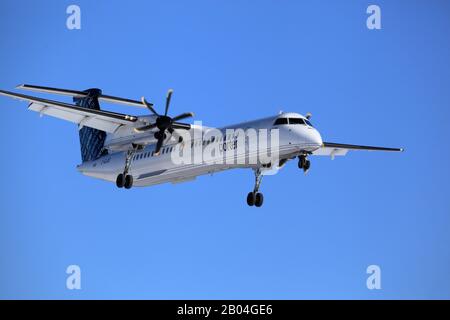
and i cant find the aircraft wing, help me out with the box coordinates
[0,90,140,133]
[313,142,403,158]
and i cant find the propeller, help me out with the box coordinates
[134,89,194,155]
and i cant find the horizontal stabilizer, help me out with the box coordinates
[16,84,148,108]
[0,90,140,133]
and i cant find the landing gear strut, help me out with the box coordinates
[247,169,264,207]
[116,146,138,189]
[298,154,311,173]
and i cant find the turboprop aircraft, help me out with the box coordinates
[0,85,403,207]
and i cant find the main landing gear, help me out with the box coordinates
[298,154,311,173]
[116,147,138,189]
[247,169,264,207]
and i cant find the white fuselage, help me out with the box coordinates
[77,112,323,187]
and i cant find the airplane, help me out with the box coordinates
[0,84,403,207]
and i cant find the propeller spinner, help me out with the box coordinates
[135,89,194,155]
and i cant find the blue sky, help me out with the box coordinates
[0,0,449,299]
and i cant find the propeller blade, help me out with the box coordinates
[134,123,157,133]
[154,134,165,155]
[172,112,194,122]
[172,122,191,130]
[141,97,159,116]
[164,89,173,116]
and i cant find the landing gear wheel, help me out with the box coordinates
[124,174,133,189]
[255,192,264,207]
[247,192,255,206]
[298,155,306,169]
[303,160,311,171]
[298,155,311,173]
[116,173,125,188]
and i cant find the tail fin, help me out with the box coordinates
[74,89,107,162]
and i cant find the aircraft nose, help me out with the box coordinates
[308,128,323,147]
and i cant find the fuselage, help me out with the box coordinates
[77,112,323,186]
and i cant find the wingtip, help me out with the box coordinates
[15,84,24,89]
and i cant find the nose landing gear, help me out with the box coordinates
[247,169,264,207]
[298,154,311,173]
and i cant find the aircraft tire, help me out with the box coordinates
[255,192,264,207]
[304,160,311,171]
[247,192,255,206]
[124,175,133,189]
[116,173,125,188]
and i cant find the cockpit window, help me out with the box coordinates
[273,117,314,127]
[273,118,288,125]
[289,118,305,125]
